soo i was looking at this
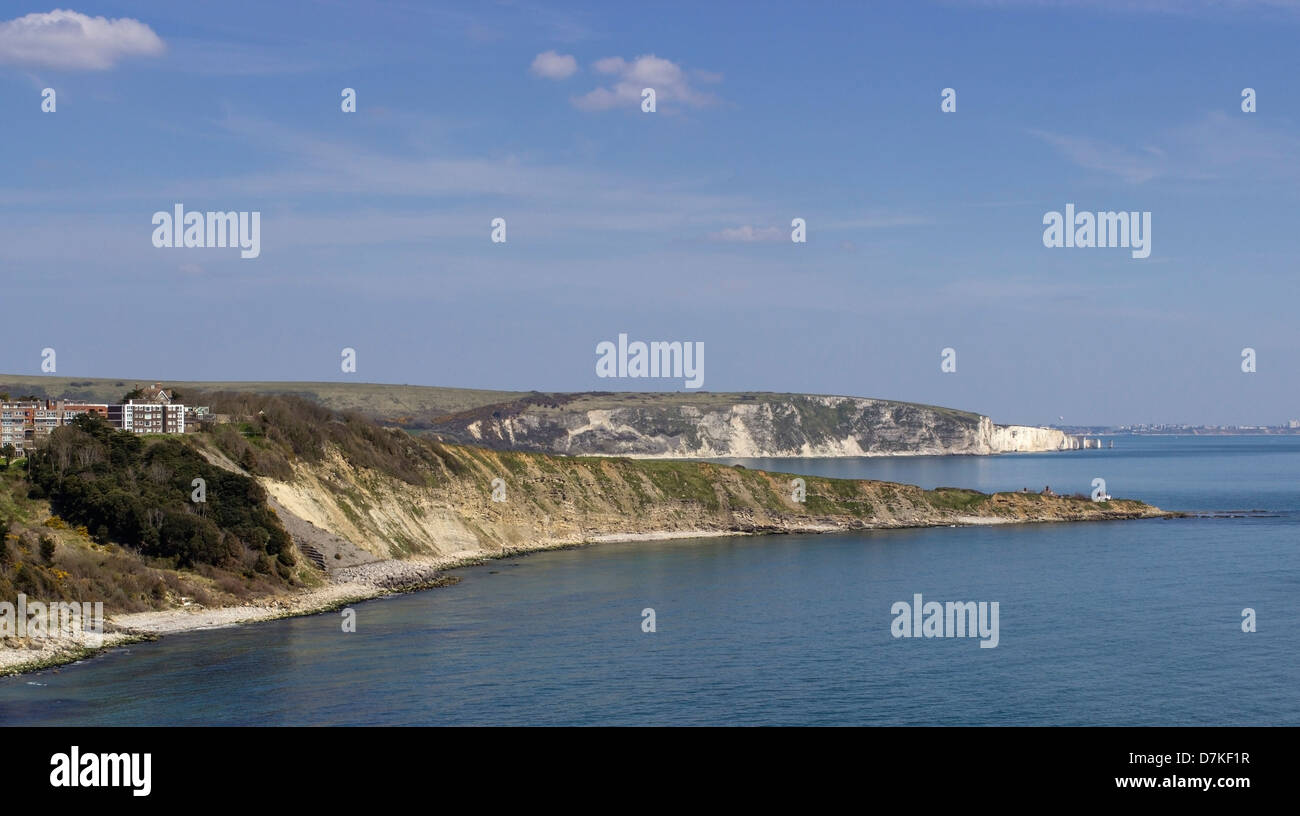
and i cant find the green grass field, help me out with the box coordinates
[0,376,529,421]
[0,375,983,428]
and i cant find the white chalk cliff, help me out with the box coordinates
[433,394,1071,458]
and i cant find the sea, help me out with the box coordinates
[1,435,1296,725]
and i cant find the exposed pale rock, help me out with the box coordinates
[432,394,1069,458]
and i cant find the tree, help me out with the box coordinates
[1,443,14,466]
[27,412,289,570]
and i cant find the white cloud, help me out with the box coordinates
[708,225,784,243]
[823,213,934,229]
[1030,129,1167,184]
[947,0,1300,14]
[591,56,625,74]
[530,50,577,79]
[0,9,164,70]
[1028,114,1300,185]
[573,54,717,111]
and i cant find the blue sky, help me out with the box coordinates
[1,0,1297,425]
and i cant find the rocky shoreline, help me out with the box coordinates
[0,507,1175,678]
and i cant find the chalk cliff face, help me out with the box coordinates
[986,420,1072,453]
[429,394,1069,458]
[251,440,1152,567]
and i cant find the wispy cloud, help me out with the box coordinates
[572,54,718,111]
[0,9,164,70]
[946,0,1300,17]
[1031,113,1300,184]
[706,212,929,243]
[530,50,577,79]
[822,213,935,229]
[163,38,325,76]
[1029,129,1169,184]
[707,225,785,242]
[0,112,774,253]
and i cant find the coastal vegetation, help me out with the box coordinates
[1,415,308,617]
[0,390,1161,626]
[0,374,528,424]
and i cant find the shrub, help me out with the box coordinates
[25,416,291,569]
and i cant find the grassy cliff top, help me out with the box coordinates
[0,376,528,420]
[0,375,982,427]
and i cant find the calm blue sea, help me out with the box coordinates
[2,435,1296,725]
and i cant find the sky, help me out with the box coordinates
[1,0,1297,426]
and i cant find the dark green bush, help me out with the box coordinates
[25,415,290,569]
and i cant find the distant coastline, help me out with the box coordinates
[0,381,1178,680]
[2,502,1172,679]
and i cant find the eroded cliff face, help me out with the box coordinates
[432,395,1069,458]
[983,418,1072,453]
[252,442,1155,566]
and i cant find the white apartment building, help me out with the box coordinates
[2,387,191,456]
[107,401,186,435]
